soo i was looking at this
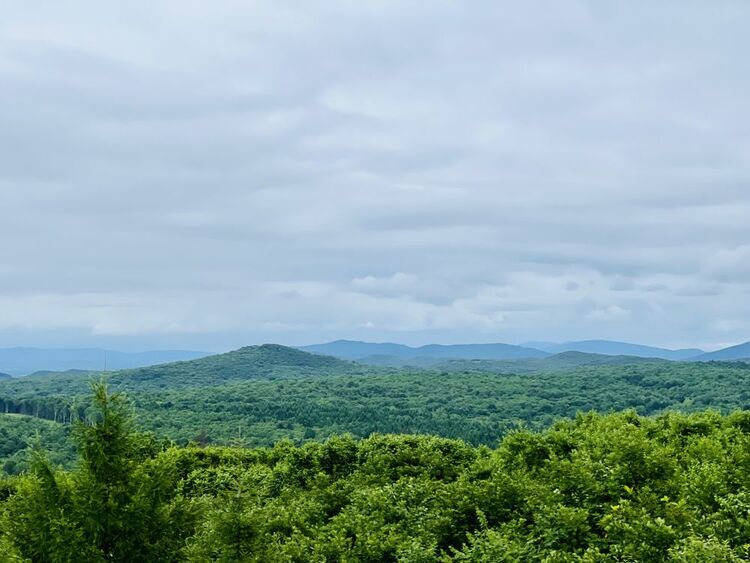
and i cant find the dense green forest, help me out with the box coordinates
[1,346,750,472]
[1,383,750,561]
[0,415,74,474]
[2,348,750,559]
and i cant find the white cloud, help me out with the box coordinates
[0,1,749,349]
[585,305,631,322]
[702,245,750,282]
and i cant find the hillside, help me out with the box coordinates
[0,414,74,473]
[122,360,750,446]
[2,349,750,452]
[0,344,372,401]
[432,351,670,373]
[110,344,367,387]
[356,351,669,371]
[694,341,750,361]
[534,350,671,368]
[0,372,11,380]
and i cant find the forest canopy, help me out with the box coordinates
[1,383,750,561]
[1,346,750,471]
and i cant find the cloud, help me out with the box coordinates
[702,245,750,283]
[585,305,631,322]
[0,1,749,350]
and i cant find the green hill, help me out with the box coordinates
[2,349,750,452]
[109,343,366,388]
[0,344,369,399]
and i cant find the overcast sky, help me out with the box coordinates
[1,1,749,352]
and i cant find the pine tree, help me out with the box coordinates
[3,382,196,561]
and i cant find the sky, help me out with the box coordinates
[1,1,749,352]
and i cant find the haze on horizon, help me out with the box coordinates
[1,1,749,353]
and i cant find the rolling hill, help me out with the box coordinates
[432,351,669,372]
[2,350,750,455]
[0,344,371,399]
[693,341,750,361]
[531,340,703,360]
[355,350,669,371]
[303,339,714,362]
[111,343,366,388]
[2,343,750,475]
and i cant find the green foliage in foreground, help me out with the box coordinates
[3,384,750,561]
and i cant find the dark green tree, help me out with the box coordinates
[2,382,195,561]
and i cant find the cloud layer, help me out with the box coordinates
[1,1,749,350]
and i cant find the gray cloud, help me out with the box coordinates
[1,1,749,351]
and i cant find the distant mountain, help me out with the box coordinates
[300,340,549,361]
[693,341,750,361]
[302,339,709,362]
[0,372,11,380]
[520,341,559,350]
[417,343,550,359]
[533,340,703,360]
[0,347,210,376]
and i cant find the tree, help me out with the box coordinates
[3,382,196,561]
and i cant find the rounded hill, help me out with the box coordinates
[109,344,364,388]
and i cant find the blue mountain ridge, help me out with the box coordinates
[300,340,549,360]
[0,348,210,377]
[693,341,750,361]
[527,340,704,361]
[302,339,717,362]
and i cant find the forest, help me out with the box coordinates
[1,382,750,561]
[1,345,750,472]
[2,347,750,560]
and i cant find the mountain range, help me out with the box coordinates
[524,340,704,360]
[301,339,750,363]
[300,340,548,361]
[1,338,748,377]
[692,341,750,361]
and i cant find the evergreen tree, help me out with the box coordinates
[2,382,195,561]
